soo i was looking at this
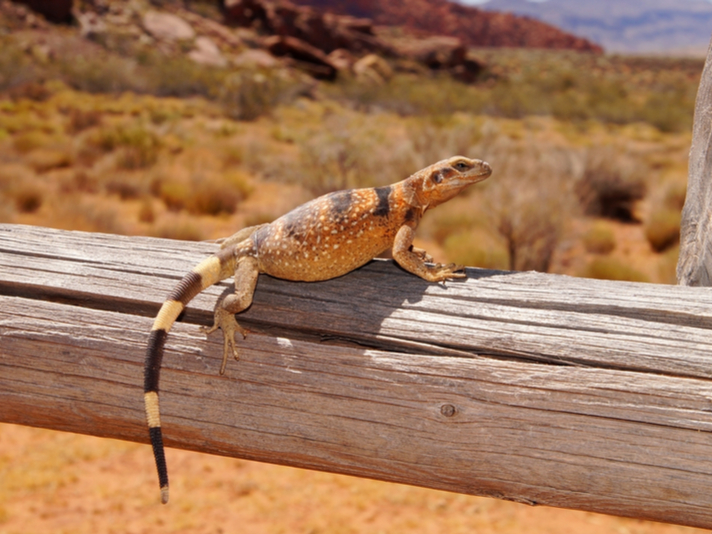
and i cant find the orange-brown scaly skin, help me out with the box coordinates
[144,155,492,503]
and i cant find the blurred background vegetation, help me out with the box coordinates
[0,6,701,287]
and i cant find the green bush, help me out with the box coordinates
[90,123,162,169]
[443,230,509,270]
[582,223,616,255]
[645,209,680,253]
[152,220,205,241]
[582,257,649,283]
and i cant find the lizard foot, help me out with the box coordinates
[429,262,466,282]
[411,246,434,264]
[201,308,248,375]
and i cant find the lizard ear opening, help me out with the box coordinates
[430,171,443,184]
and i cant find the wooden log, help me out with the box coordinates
[678,38,712,285]
[2,223,712,528]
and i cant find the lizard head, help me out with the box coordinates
[413,156,492,210]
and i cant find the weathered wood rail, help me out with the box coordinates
[3,224,712,527]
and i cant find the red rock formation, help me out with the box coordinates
[221,0,387,54]
[289,0,603,52]
[11,0,72,23]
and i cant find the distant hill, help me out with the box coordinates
[477,0,712,55]
[289,0,602,52]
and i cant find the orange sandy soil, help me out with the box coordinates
[0,423,705,534]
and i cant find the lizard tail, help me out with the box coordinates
[144,248,237,504]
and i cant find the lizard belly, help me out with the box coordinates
[258,235,392,281]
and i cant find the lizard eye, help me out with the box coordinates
[453,161,470,171]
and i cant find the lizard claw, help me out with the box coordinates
[431,262,466,281]
[202,309,248,375]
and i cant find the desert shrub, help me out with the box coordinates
[0,38,40,92]
[13,131,52,153]
[296,113,407,194]
[576,146,646,222]
[642,86,695,133]
[663,181,686,212]
[443,229,509,270]
[157,180,191,212]
[138,198,156,224]
[7,81,52,102]
[582,222,616,255]
[582,257,649,283]
[224,170,254,199]
[407,117,484,170]
[190,178,242,216]
[0,164,43,213]
[429,210,479,245]
[11,182,43,213]
[142,54,218,99]
[46,196,126,234]
[657,245,679,284]
[104,173,148,200]
[327,73,488,117]
[495,202,563,272]
[65,108,102,134]
[217,70,307,121]
[152,219,205,241]
[26,148,73,173]
[645,209,680,253]
[63,169,99,194]
[56,53,143,94]
[244,212,276,227]
[90,122,162,169]
[480,138,579,272]
[155,169,250,216]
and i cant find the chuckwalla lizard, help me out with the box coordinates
[144,155,492,503]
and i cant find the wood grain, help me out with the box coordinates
[2,223,712,527]
[678,39,712,285]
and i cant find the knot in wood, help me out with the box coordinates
[440,404,457,417]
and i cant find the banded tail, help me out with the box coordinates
[144,248,236,504]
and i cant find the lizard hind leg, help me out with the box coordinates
[201,256,260,375]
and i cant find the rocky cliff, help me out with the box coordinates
[289,0,603,52]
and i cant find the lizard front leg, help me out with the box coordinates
[202,255,260,374]
[393,225,466,282]
[409,245,434,263]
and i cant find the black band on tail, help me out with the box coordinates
[145,329,168,393]
[149,426,168,497]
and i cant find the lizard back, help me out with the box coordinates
[252,183,417,281]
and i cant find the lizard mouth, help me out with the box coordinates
[475,162,492,177]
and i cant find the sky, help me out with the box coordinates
[458,0,547,3]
